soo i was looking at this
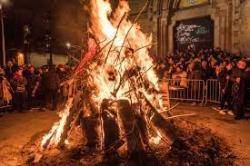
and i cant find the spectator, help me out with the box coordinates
[232,59,247,120]
[172,65,188,88]
[25,66,39,109]
[5,61,15,81]
[11,68,27,112]
[218,62,233,115]
[44,65,60,111]
[0,67,12,106]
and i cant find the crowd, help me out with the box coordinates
[0,59,72,113]
[156,47,250,120]
[0,47,249,120]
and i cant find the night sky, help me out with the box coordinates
[3,0,87,56]
[2,0,147,59]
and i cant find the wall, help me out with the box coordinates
[240,0,250,54]
[155,0,250,57]
[30,53,68,67]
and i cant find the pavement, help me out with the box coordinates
[174,104,250,166]
[0,105,249,165]
[0,110,58,165]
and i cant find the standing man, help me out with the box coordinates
[231,59,247,120]
[44,65,60,110]
[25,66,39,109]
[218,62,233,113]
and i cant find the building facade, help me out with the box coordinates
[153,0,250,56]
[134,0,250,59]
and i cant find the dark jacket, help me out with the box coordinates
[44,70,60,91]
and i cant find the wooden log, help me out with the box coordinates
[117,100,145,161]
[141,92,178,143]
[101,99,120,151]
[81,94,101,149]
[135,111,150,147]
[81,115,100,148]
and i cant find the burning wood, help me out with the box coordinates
[40,0,175,159]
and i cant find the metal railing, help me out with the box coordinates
[166,79,222,105]
[0,78,224,111]
[168,79,206,104]
[205,79,222,104]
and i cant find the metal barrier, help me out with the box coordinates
[206,79,222,104]
[166,79,222,105]
[168,79,206,104]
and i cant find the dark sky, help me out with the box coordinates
[3,0,147,56]
[4,0,87,55]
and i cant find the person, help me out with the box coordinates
[231,59,247,120]
[218,62,233,115]
[36,67,46,108]
[5,61,15,81]
[245,61,250,110]
[200,60,210,81]
[187,61,202,105]
[25,66,39,109]
[44,65,60,110]
[172,65,188,88]
[0,67,12,106]
[11,68,27,112]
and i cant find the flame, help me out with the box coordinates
[149,130,162,145]
[40,98,73,149]
[88,0,162,106]
[41,0,166,149]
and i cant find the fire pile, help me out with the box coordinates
[41,0,175,151]
[33,0,235,165]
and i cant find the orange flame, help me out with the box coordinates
[41,0,165,149]
[88,0,162,105]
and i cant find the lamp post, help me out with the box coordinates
[0,4,6,66]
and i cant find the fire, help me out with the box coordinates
[41,98,73,149]
[88,0,161,104]
[41,0,167,149]
[149,130,163,145]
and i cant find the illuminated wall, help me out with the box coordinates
[179,0,209,9]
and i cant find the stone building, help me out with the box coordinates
[131,0,250,59]
[147,0,250,58]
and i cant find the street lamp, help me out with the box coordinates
[65,42,83,50]
[65,42,84,61]
[65,42,71,50]
[0,0,9,66]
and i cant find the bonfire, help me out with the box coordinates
[31,0,235,165]
[41,0,175,150]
